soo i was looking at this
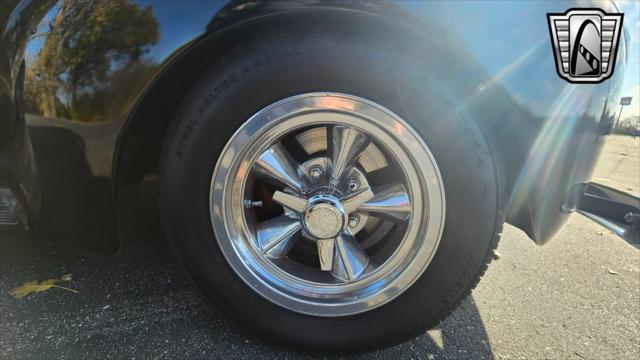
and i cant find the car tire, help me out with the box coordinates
[159,28,503,351]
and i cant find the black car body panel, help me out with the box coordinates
[0,0,627,250]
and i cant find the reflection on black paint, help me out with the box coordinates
[24,0,159,122]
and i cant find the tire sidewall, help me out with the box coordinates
[160,29,501,350]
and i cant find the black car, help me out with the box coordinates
[0,0,637,351]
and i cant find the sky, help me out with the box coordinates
[617,0,640,120]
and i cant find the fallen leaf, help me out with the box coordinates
[10,276,78,299]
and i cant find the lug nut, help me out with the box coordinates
[346,178,360,192]
[309,166,323,180]
[348,215,360,228]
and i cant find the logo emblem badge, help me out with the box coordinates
[547,8,623,83]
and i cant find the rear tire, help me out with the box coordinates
[160,28,503,351]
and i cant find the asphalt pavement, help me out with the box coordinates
[1,135,638,359]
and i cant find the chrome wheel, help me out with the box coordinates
[211,93,445,316]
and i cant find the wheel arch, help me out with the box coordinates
[113,7,423,189]
[112,6,439,244]
[114,3,553,246]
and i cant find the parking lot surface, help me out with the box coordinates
[1,135,638,359]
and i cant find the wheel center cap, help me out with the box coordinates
[303,195,345,239]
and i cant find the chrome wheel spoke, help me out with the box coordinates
[272,191,307,213]
[331,234,370,281]
[317,238,335,271]
[328,125,370,180]
[342,187,374,214]
[253,143,302,192]
[359,184,411,222]
[256,216,302,259]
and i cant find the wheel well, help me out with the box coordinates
[112,8,417,243]
[113,7,533,245]
[114,8,418,188]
